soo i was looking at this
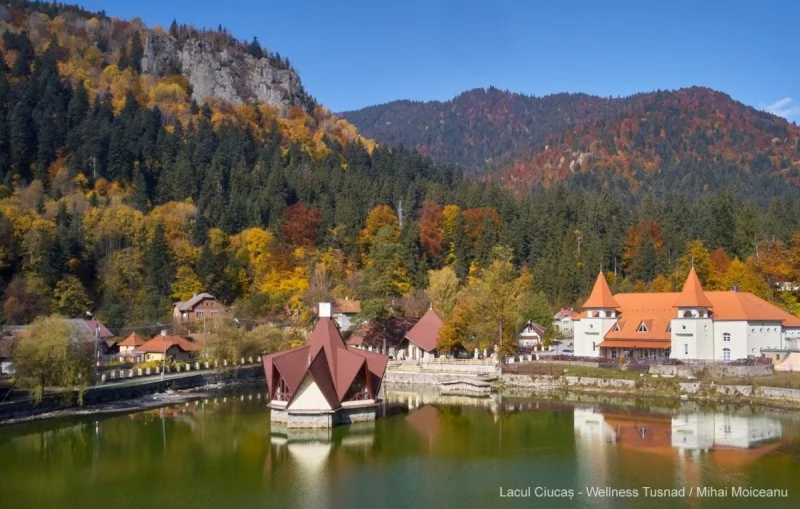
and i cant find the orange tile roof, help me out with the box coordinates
[137,335,200,353]
[599,340,672,349]
[118,332,146,347]
[673,267,713,308]
[604,293,676,341]
[583,272,620,309]
[706,291,800,326]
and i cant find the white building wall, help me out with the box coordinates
[782,327,800,349]
[744,321,783,358]
[713,321,745,361]
[671,317,713,360]
[289,376,333,412]
[574,313,618,358]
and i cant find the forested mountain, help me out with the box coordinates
[1,1,800,336]
[341,87,800,198]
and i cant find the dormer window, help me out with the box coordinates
[637,321,649,333]
[667,324,672,333]
[612,323,621,332]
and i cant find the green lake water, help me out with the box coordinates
[1,386,799,509]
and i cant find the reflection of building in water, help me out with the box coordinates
[385,389,502,417]
[573,408,616,491]
[268,426,375,509]
[671,413,782,455]
[406,406,440,451]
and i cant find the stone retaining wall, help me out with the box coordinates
[564,376,636,388]
[758,387,800,401]
[384,371,470,386]
[649,364,774,378]
[0,365,264,422]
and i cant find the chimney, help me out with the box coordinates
[319,302,332,318]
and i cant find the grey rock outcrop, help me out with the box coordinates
[141,32,310,112]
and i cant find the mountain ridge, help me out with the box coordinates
[340,86,800,195]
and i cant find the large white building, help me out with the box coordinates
[573,268,800,361]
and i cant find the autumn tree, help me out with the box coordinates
[465,246,531,360]
[426,266,460,320]
[12,315,92,404]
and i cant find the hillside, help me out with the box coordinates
[341,87,800,196]
[1,1,800,332]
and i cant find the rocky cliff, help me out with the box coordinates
[141,32,311,112]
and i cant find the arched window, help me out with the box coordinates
[683,310,692,318]
[723,333,730,342]
[722,348,731,362]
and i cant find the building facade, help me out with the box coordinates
[173,293,228,323]
[574,268,800,361]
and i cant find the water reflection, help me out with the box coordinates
[573,407,784,456]
[0,389,798,509]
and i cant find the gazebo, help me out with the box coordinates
[262,303,389,428]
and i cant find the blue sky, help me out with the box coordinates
[81,1,798,119]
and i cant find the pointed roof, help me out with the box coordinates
[405,309,444,352]
[583,272,620,309]
[673,267,713,308]
[262,310,389,410]
[118,332,146,347]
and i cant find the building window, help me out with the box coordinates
[722,348,731,362]
[592,342,596,352]
[637,322,648,333]
[196,311,204,318]
[684,344,688,355]
[723,333,730,342]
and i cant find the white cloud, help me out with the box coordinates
[764,97,800,120]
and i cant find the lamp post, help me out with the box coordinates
[160,328,167,381]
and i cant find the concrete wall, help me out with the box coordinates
[270,404,377,428]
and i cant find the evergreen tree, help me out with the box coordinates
[144,222,175,297]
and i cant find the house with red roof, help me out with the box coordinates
[135,333,200,362]
[574,268,800,361]
[402,308,443,361]
[517,321,546,347]
[262,303,389,428]
[552,308,580,337]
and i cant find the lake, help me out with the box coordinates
[0,385,798,509]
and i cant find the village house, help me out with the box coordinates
[346,316,418,358]
[117,332,146,362]
[517,321,546,348]
[173,293,228,323]
[332,297,361,332]
[401,308,443,361]
[135,333,200,362]
[573,268,800,362]
[552,308,580,337]
[263,302,388,428]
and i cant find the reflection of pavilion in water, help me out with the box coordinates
[266,424,376,509]
[574,407,784,461]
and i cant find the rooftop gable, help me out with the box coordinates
[673,267,713,308]
[404,309,444,352]
[583,272,620,309]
